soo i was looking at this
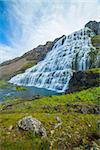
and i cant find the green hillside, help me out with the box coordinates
[0,87,100,150]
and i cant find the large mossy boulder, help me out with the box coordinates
[18,116,47,137]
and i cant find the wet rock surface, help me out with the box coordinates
[67,70,99,93]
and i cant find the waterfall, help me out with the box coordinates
[9,27,95,92]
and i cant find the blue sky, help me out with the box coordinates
[0,0,100,63]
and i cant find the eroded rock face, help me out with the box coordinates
[67,70,99,93]
[17,116,47,137]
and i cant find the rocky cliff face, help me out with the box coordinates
[85,21,100,34]
[67,68,100,93]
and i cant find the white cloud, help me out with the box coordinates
[0,0,100,63]
[0,44,17,63]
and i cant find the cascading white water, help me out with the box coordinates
[9,27,95,92]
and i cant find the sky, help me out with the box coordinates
[0,0,100,63]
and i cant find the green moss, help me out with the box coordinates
[0,80,28,92]
[21,61,37,72]
[89,34,100,68]
[0,80,13,89]
[84,68,100,74]
[15,85,27,91]
[92,34,100,46]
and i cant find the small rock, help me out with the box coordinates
[8,125,13,131]
[2,103,12,110]
[50,130,55,135]
[42,105,51,109]
[54,122,62,129]
[53,105,61,111]
[17,116,47,137]
[54,116,62,123]
[88,124,91,128]
[62,112,67,115]
[34,95,41,99]
[81,107,88,114]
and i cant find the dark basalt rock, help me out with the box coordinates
[85,21,100,34]
[67,70,99,93]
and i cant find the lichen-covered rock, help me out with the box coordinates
[17,116,47,137]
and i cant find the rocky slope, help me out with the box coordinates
[67,68,100,93]
[0,37,64,80]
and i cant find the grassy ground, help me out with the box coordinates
[0,80,27,91]
[0,87,100,150]
[0,80,13,89]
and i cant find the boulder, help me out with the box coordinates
[17,116,47,137]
